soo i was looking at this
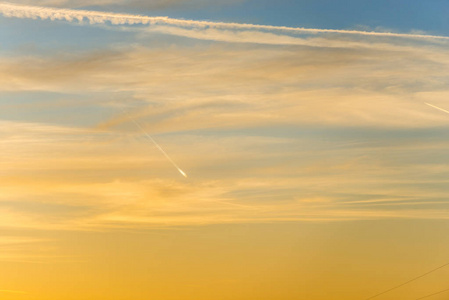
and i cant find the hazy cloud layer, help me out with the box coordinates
[1,43,449,129]
[1,3,449,232]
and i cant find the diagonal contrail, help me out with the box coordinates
[120,108,187,178]
[365,262,449,299]
[425,102,449,115]
[416,288,449,300]
[0,2,448,41]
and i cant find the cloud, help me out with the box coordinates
[1,2,449,229]
[1,117,449,230]
[144,25,433,48]
[6,0,243,10]
[1,43,448,129]
[1,2,449,42]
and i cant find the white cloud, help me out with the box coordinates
[1,2,448,42]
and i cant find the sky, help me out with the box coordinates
[1,1,449,299]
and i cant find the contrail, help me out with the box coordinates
[365,262,449,299]
[425,102,449,115]
[416,288,449,300]
[121,108,187,178]
[0,2,449,41]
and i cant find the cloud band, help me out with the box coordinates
[1,1,449,41]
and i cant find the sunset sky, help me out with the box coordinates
[1,1,449,299]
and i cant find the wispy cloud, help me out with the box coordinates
[1,117,449,230]
[2,44,448,128]
[8,0,243,10]
[1,1,448,42]
[1,1,449,230]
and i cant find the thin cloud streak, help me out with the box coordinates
[120,107,187,178]
[1,1,449,41]
[144,25,425,48]
[425,102,449,115]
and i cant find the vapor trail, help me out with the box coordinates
[425,102,449,115]
[365,262,449,299]
[416,288,449,300]
[121,109,187,178]
[0,2,448,41]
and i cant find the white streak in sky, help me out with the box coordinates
[0,2,448,41]
[121,109,187,178]
[425,102,449,115]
